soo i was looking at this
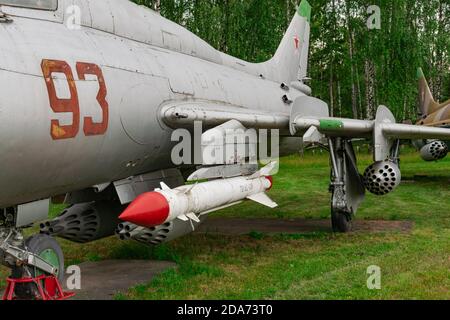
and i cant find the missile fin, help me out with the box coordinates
[160,182,172,191]
[247,193,278,208]
[249,161,278,179]
[259,161,278,177]
[186,213,201,223]
[177,214,189,222]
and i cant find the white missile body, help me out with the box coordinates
[163,174,275,221]
[119,163,278,228]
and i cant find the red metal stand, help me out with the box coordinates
[2,275,75,300]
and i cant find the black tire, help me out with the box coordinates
[331,210,353,233]
[11,234,64,300]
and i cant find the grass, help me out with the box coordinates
[1,147,449,299]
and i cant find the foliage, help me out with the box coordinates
[132,0,450,121]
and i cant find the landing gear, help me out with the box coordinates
[328,138,366,233]
[1,223,70,300]
[330,182,353,233]
[331,208,352,233]
[10,234,64,300]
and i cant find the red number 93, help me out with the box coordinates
[41,59,109,140]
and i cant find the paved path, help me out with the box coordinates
[65,260,176,300]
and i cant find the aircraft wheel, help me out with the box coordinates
[11,234,64,300]
[331,210,353,233]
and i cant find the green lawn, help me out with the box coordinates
[1,148,449,299]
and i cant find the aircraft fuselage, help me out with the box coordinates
[0,4,300,208]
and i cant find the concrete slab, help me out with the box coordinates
[65,260,176,300]
[197,218,414,235]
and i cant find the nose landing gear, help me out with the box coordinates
[1,232,73,300]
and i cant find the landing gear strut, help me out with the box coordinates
[1,212,71,300]
[328,138,366,233]
[9,234,65,300]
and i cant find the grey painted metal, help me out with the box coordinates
[303,127,326,145]
[40,201,123,243]
[342,141,366,214]
[328,139,340,179]
[290,96,330,135]
[65,185,118,205]
[0,229,56,275]
[289,96,326,148]
[373,105,397,161]
[292,105,450,160]
[329,138,365,221]
[0,0,450,246]
[381,124,450,140]
[290,81,312,96]
[201,120,257,165]
[116,215,207,246]
[160,103,290,131]
[419,141,448,161]
[0,0,308,210]
[16,199,50,228]
[114,169,184,205]
[187,164,259,182]
[363,161,401,196]
[0,0,57,10]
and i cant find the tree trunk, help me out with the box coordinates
[365,60,376,120]
[329,65,335,117]
[345,2,359,119]
[337,79,342,117]
[435,0,444,101]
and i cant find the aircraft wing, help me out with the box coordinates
[290,97,450,161]
[160,102,289,131]
[160,97,450,162]
[292,109,450,140]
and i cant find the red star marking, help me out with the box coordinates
[294,36,300,49]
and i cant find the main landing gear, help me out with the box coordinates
[328,138,366,233]
[1,211,72,300]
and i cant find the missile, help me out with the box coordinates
[119,163,278,229]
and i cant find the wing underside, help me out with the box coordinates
[160,102,289,131]
[160,98,450,161]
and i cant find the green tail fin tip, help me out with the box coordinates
[417,67,425,80]
[298,0,312,22]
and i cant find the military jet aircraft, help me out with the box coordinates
[414,68,450,161]
[2,0,450,299]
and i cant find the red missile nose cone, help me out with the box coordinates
[119,192,170,228]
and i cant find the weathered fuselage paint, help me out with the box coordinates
[0,0,304,207]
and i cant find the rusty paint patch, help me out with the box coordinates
[41,59,80,140]
[76,62,109,136]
